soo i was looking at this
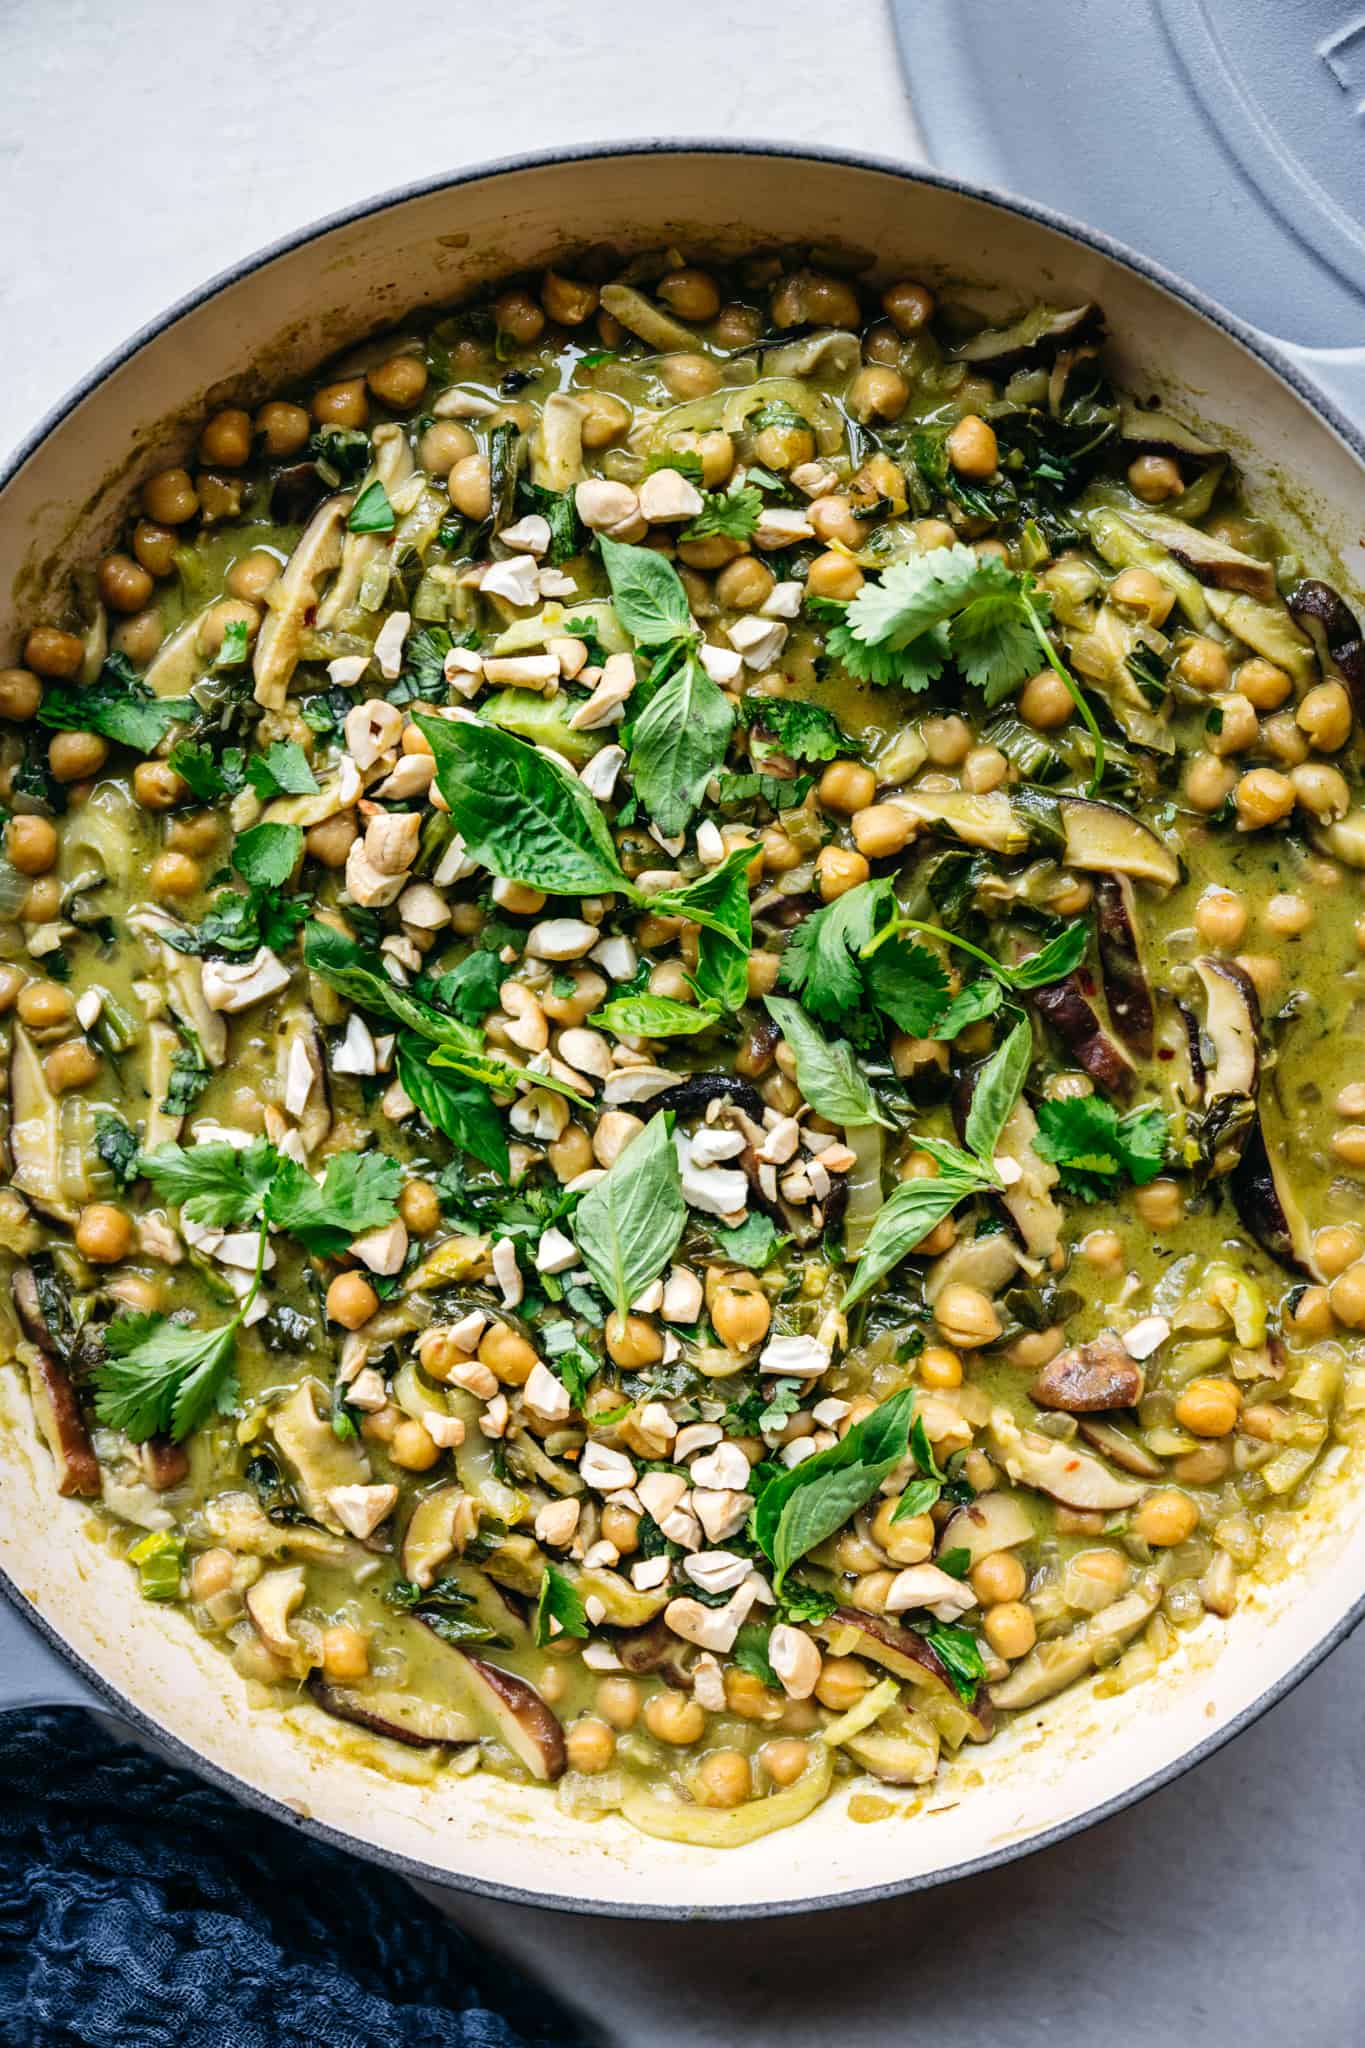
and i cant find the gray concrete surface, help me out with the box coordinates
[3,2,1361,2038]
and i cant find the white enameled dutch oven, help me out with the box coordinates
[2,143,1364,1918]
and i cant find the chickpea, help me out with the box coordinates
[848,365,909,424]
[24,627,84,680]
[1265,891,1312,937]
[807,494,863,548]
[1233,952,1279,1003]
[132,760,188,813]
[198,407,253,468]
[945,413,998,479]
[1081,1228,1124,1271]
[1315,1227,1364,1285]
[851,803,914,859]
[1296,679,1353,752]
[311,378,368,429]
[771,269,862,329]
[0,965,28,1012]
[752,421,815,472]
[97,552,154,615]
[1331,1125,1365,1168]
[320,1624,369,1681]
[643,1691,706,1745]
[7,815,58,876]
[326,1271,378,1330]
[723,1666,780,1720]
[448,454,492,521]
[935,1282,1001,1350]
[882,279,935,333]
[1109,566,1174,626]
[807,551,864,602]
[981,1601,1036,1659]
[660,352,721,402]
[1292,761,1350,818]
[1337,1082,1365,1119]
[816,845,871,902]
[760,1737,810,1787]
[1184,751,1236,812]
[390,1178,438,1239]
[75,1203,133,1263]
[44,1040,102,1094]
[760,825,803,875]
[0,668,42,720]
[129,521,177,581]
[49,731,108,783]
[604,1312,663,1370]
[1206,692,1259,758]
[20,879,59,926]
[390,1418,441,1472]
[1174,1377,1241,1438]
[968,1551,1026,1608]
[962,745,1009,794]
[1234,767,1295,830]
[1133,1179,1183,1230]
[1235,656,1292,712]
[1194,886,1247,946]
[139,472,201,534]
[17,980,73,1031]
[596,1676,641,1730]
[1133,1493,1200,1553]
[493,288,545,343]
[1290,1284,1335,1341]
[412,420,472,480]
[366,355,428,410]
[1260,710,1309,767]
[871,1498,934,1565]
[150,851,200,900]
[658,268,720,323]
[600,1504,640,1556]
[684,1748,752,1811]
[1179,637,1230,691]
[918,1344,964,1390]
[564,1717,616,1774]
[715,557,774,611]
[111,609,164,667]
[255,400,310,457]
[709,1274,771,1351]
[577,390,632,450]
[305,811,357,868]
[914,518,958,551]
[478,1322,538,1385]
[1017,668,1074,730]
[1127,453,1183,502]
[818,760,877,816]
[814,1656,870,1712]
[196,598,260,659]
[923,714,972,766]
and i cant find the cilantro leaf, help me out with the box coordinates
[214,619,250,670]
[139,1137,278,1228]
[38,653,195,753]
[233,821,303,890]
[245,741,319,800]
[169,740,245,803]
[94,1313,239,1442]
[779,879,894,1025]
[267,1150,402,1255]
[845,545,1006,650]
[951,589,1045,704]
[864,938,952,1036]
[711,1213,788,1269]
[826,618,950,692]
[94,1112,141,1188]
[682,485,763,543]
[738,695,845,764]
[1033,1096,1170,1200]
[535,1563,589,1647]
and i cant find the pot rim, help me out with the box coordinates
[4,135,1363,1920]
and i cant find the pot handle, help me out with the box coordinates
[0,1583,108,1714]
[1266,343,1365,434]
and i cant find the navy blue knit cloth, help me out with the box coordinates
[0,1708,587,2048]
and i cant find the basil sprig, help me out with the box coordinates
[571,1114,687,1319]
[751,1389,915,1589]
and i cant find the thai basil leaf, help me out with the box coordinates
[629,653,733,835]
[571,1114,686,1319]
[763,996,889,1128]
[750,1390,915,1589]
[598,536,695,646]
[962,1013,1032,1167]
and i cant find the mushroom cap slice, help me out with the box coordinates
[1030,1332,1144,1414]
[307,1677,479,1749]
[22,1344,100,1497]
[271,1379,372,1530]
[244,1564,309,1673]
[1193,957,1261,1103]
[9,1027,81,1223]
[454,1653,566,1781]
[988,1408,1145,1511]
[1054,796,1181,891]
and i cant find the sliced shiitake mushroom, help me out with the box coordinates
[1094,874,1154,1058]
[988,1408,1145,1511]
[814,1608,991,1739]
[455,1652,566,1781]
[1032,975,1135,1098]
[1030,1331,1143,1414]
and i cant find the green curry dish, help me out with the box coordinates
[4,248,1363,1848]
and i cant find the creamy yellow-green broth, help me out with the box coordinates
[3,251,1364,1843]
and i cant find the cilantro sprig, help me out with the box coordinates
[825,544,1104,789]
[1033,1096,1170,1200]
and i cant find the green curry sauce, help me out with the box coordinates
[2,252,1363,1843]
